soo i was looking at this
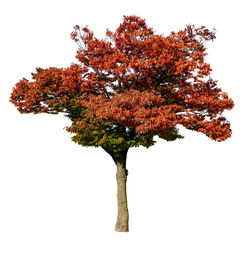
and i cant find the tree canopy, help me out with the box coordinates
[10,15,234,159]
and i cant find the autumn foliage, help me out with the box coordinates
[10,16,234,155]
[10,15,234,232]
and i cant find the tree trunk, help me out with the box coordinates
[114,153,129,232]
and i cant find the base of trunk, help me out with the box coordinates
[115,222,129,232]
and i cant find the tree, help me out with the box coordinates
[10,15,234,232]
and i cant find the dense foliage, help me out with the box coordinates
[10,15,234,158]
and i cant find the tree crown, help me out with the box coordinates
[10,15,234,157]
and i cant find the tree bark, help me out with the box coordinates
[102,147,129,232]
[114,152,129,232]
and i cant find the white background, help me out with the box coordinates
[0,0,249,257]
